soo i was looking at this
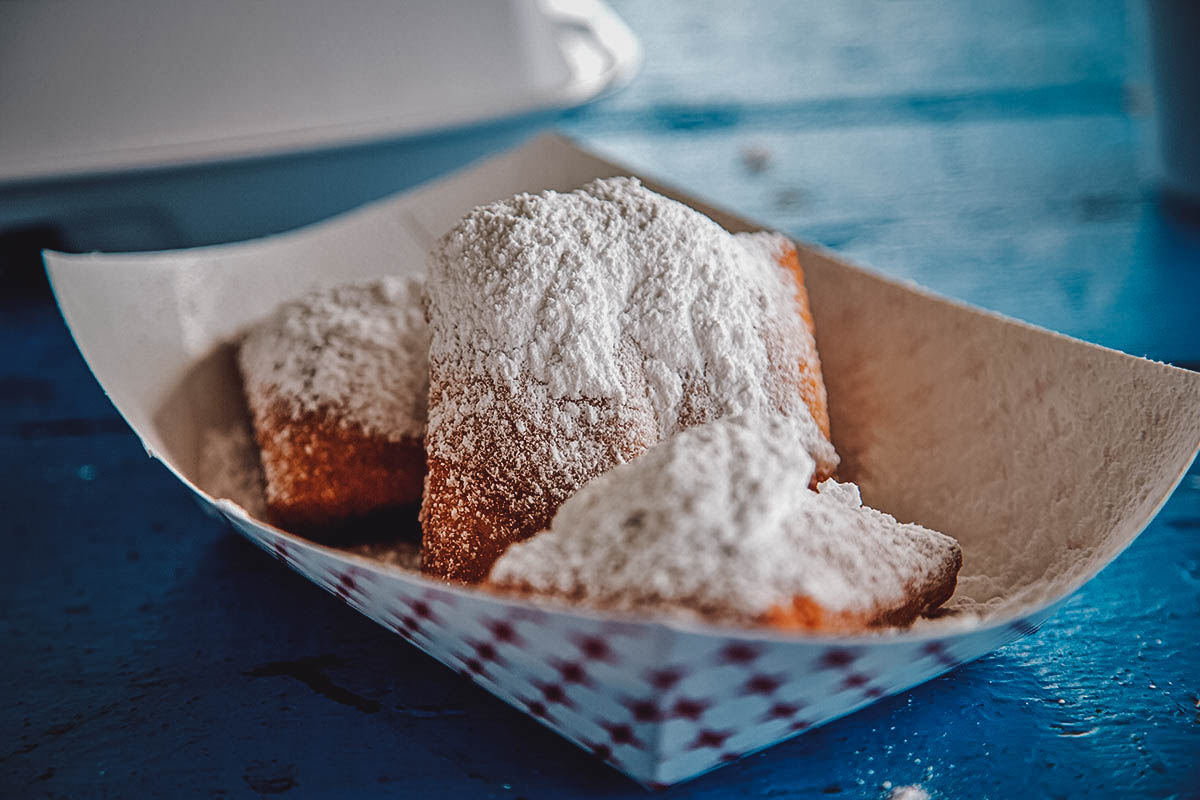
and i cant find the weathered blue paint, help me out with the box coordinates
[4,2,1199,797]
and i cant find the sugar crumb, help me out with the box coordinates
[198,424,267,517]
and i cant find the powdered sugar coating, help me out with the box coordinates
[427,177,835,466]
[239,277,429,441]
[422,177,838,580]
[490,415,959,623]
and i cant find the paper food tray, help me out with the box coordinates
[44,134,1200,787]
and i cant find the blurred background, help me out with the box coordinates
[2,0,1196,364]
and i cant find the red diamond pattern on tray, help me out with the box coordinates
[485,619,523,646]
[333,568,370,605]
[524,698,550,719]
[460,658,486,678]
[647,667,685,690]
[219,514,1060,788]
[388,613,419,639]
[921,641,959,667]
[391,595,442,631]
[535,682,573,710]
[585,741,613,762]
[670,698,710,721]
[718,643,760,664]
[741,673,785,696]
[689,729,733,750]
[410,599,437,621]
[841,673,871,690]
[762,702,804,721]
[469,639,504,665]
[552,660,591,686]
[576,635,617,663]
[819,648,857,669]
[624,698,661,722]
[603,722,642,748]
[271,539,291,566]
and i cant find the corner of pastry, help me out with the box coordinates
[488,414,960,633]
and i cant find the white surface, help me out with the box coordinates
[0,0,639,183]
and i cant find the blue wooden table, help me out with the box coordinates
[3,2,1199,797]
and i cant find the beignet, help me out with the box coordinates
[421,178,837,581]
[489,415,960,631]
[238,277,429,533]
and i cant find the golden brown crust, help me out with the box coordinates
[420,454,547,584]
[420,376,656,583]
[762,540,962,633]
[253,401,425,535]
[773,245,835,485]
[775,246,831,440]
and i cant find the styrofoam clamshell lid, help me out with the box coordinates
[0,0,640,183]
[44,134,1200,786]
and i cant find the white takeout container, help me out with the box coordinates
[1,0,639,183]
[0,0,640,256]
[45,135,1200,787]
